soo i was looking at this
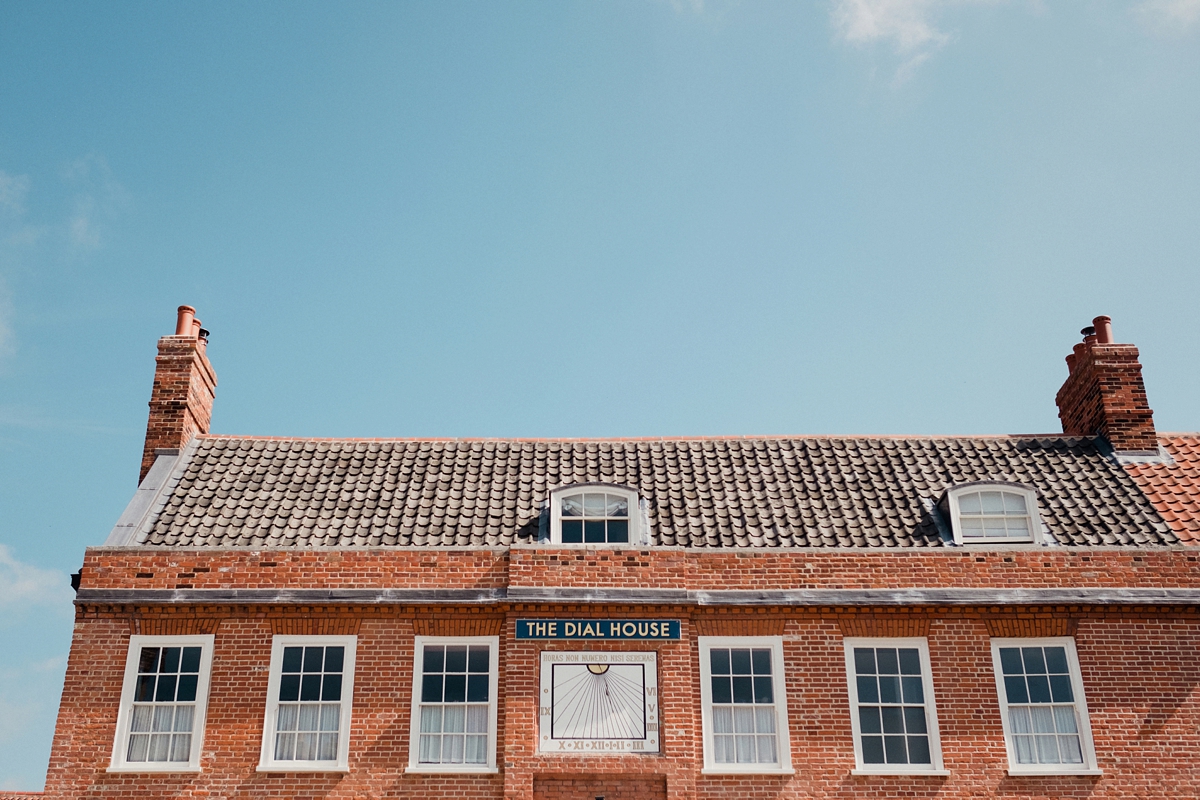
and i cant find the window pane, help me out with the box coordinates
[884,735,907,764]
[980,491,1005,513]
[878,675,900,704]
[180,647,201,673]
[324,647,344,673]
[467,674,489,702]
[1027,675,1052,704]
[135,675,156,702]
[856,676,879,704]
[881,706,904,734]
[319,704,340,731]
[711,649,731,675]
[1003,492,1028,513]
[751,649,772,675]
[561,520,583,542]
[138,648,160,674]
[275,731,296,761]
[443,705,466,733]
[1009,707,1032,734]
[712,706,734,734]
[561,494,583,516]
[898,649,921,675]
[730,649,752,674]
[445,646,468,672]
[1053,706,1078,734]
[606,495,629,517]
[176,674,198,703]
[282,647,303,673]
[127,733,149,762]
[279,674,301,702]
[999,648,1023,675]
[1022,647,1047,674]
[854,648,876,675]
[318,732,338,760]
[753,676,773,703]
[422,675,443,703]
[754,707,775,734]
[733,707,755,733]
[298,704,319,732]
[1049,675,1074,703]
[418,733,440,763]
[465,705,488,733]
[731,676,753,703]
[584,520,605,543]
[300,674,322,701]
[876,649,899,675]
[467,646,489,673]
[711,677,733,704]
[465,734,487,764]
[277,704,299,732]
[583,493,606,516]
[152,705,174,733]
[862,736,885,763]
[606,519,629,543]
[1004,676,1029,704]
[420,706,443,733]
[961,518,985,537]
[958,492,981,514]
[903,706,928,734]
[444,674,467,703]
[161,648,181,674]
[148,733,170,762]
[173,705,195,733]
[322,674,342,702]
[756,734,777,764]
[901,676,924,704]
[859,707,882,733]
[423,645,445,674]
[169,733,192,762]
[1044,647,1069,674]
[907,735,931,764]
[155,675,177,702]
[303,646,324,672]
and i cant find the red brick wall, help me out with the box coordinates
[80,546,1200,593]
[533,775,666,800]
[140,334,217,483]
[44,604,1200,799]
[1056,342,1157,452]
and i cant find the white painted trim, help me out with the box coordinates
[257,635,357,773]
[548,484,644,546]
[408,635,500,772]
[989,637,1099,774]
[697,636,792,774]
[946,483,1043,546]
[108,634,215,772]
[842,637,945,774]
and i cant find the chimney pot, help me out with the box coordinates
[175,306,196,336]
[1093,315,1113,344]
[191,318,202,338]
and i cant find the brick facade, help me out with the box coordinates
[44,584,1200,799]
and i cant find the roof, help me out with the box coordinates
[128,433,1177,549]
[1125,434,1200,544]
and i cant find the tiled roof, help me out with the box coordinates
[1125,435,1200,544]
[137,434,1176,548]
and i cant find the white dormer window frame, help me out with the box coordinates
[944,482,1043,546]
[548,484,645,546]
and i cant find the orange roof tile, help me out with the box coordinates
[1125,435,1200,544]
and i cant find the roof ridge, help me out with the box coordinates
[194,432,1085,443]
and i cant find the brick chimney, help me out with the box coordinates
[1055,315,1158,454]
[139,305,217,482]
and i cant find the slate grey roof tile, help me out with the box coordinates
[139,434,1176,548]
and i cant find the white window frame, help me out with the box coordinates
[843,637,947,776]
[697,636,793,775]
[945,482,1043,545]
[108,634,215,773]
[407,635,500,774]
[257,635,357,773]
[990,637,1101,776]
[549,484,645,546]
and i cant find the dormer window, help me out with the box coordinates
[549,485,642,545]
[943,483,1042,545]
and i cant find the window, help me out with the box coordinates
[258,635,356,772]
[990,638,1099,775]
[843,638,945,774]
[944,483,1041,544]
[408,636,500,773]
[697,636,792,774]
[109,634,214,772]
[549,485,642,545]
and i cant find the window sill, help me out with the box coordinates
[405,765,500,775]
[256,763,350,773]
[1006,768,1102,777]
[106,765,202,774]
[701,767,795,776]
[851,769,950,777]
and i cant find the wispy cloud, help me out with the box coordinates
[60,155,130,254]
[1135,0,1200,31]
[0,545,73,621]
[830,0,1008,84]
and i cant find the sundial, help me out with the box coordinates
[539,651,659,753]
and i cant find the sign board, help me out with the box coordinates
[516,619,681,640]
[539,651,659,753]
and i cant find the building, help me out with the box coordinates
[9,307,1200,800]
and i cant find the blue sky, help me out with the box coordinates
[1,0,1198,789]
